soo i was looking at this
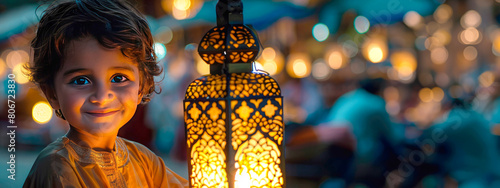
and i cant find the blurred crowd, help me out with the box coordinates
[283,72,500,188]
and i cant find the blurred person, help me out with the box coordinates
[323,78,400,187]
[421,96,500,187]
[23,0,187,187]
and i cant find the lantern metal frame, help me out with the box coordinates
[183,0,285,187]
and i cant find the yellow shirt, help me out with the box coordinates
[23,136,188,188]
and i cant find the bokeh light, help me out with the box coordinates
[262,47,276,61]
[154,42,167,61]
[6,50,29,69]
[419,88,433,103]
[362,37,388,63]
[13,63,29,84]
[155,26,174,44]
[195,54,210,75]
[257,47,284,75]
[325,46,348,70]
[433,29,451,46]
[286,53,311,78]
[311,59,331,80]
[460,10,481,28]
[459,27,482,45]
[463,46,477,61]
[403,11,423,29]
[434,4,453,24]
[312,23,329,42]
[390,50,417,80]
[479,71,494,87]
[32,101,53,124]
[432,87,444,102]
[492,35,500,56]
[430,47,448,64]
[354,16,370,34]
[0,58,6,78]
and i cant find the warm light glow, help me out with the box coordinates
[362,37,388,63]
[460,27,481,45]
[172,6,189,20]
[434,4,452,24]
[6,50,29,69]
[432,87,444,102]
[32,101,52,124]
[479,71,495,87]
[463,46,477,61]
[312,59,331,80]
[460,10,481,28]
[293,59,307,77]
[354,16,370,34]
[13,63,29,84]
[419,88,433,103]
[174,0,191,11]
[492,35,500,56]
[327,51,344,69]
[433,30,451,46]
[234,168,251,188]
[404,11,423,28]
[312,23,329,42]
[262,60,278,75]
[430,47,448,64]
[390,50,417,80]
[162,0,202,20]
[0,58,6,78]
[286,53,311,78]
[257,47,284,75]
[262,47,276,61]
[196,55,210,75]
[368,47,384,63]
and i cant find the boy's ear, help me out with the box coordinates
[137,93,143,105]
[40,85,61,109]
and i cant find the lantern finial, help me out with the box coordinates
[216,0,243,25]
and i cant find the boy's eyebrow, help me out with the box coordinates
[110,66,136,72]
[63,68,89,77]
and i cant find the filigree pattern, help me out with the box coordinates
[229,73,281,98]
[200,26,226,50]
[190,133,228,188]
[198,25,259,64]
[185,101,226,148]
[234,131,284,188]
[231,98,283,149]
[185,75,227,99]
[229,26,256,49]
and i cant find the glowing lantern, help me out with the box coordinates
[184,0,285,187]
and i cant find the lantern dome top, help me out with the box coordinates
[197,0,261,75]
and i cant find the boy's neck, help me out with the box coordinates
[65,126,118,151]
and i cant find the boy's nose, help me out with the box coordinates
[89,83,115,105]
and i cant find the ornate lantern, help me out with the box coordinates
[183,0,285,187]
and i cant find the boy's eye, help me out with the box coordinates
[111,75,129,83]
[70,77,90,85]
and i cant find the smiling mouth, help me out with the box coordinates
[86,110,120,117]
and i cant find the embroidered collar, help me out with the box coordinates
[62,137,129,168]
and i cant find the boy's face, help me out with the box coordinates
[47,37,142,136]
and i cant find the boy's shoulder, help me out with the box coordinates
[34,137,72,164]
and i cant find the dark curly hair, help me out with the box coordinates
[28,0,161,105]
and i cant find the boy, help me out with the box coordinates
[23,0,188,187]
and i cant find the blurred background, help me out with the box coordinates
[1,0,500,187]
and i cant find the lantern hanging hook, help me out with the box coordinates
[216,0,243,25]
